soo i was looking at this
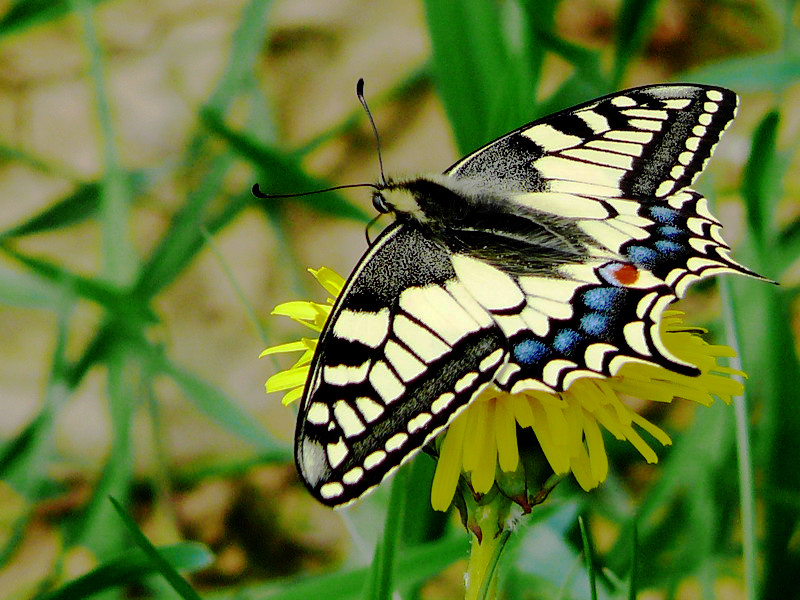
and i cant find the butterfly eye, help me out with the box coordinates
[372,191,390,214]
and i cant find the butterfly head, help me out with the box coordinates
[371,175,466,225]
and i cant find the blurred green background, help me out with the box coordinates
[0,0,798,599]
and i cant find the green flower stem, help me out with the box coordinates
[465,499,511,600]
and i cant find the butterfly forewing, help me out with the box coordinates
[295,223,508,506]
[446,84,737,200]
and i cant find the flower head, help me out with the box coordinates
[264,267,744,512]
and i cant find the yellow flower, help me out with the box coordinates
[264,267,745,512]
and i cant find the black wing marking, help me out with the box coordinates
[295,222,508,507]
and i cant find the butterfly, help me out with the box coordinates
[292,83,761,507]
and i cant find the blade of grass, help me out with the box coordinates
[0,0,111,37]
[204,533,469,600]
[0,172,146,240]
[577,516,598,600]
[681,51,800,91]
[200,108,370,222]
[38,542,212,600]
[611,0,661,87]
[156,354,288,453]
[741,110,781,252]
[72,0,136,286]
[67,347,135,557]
[109,497,204,600]
[361,468,407,600]
[720,278,757,600]
[423,0,512,152]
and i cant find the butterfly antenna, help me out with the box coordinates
[252,182,378,199]
[356,78,387,187]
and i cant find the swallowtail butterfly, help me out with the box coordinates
[293,83,760,507]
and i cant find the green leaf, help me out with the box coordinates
[741,110,781,251]
[362,469,407,600]
[156,355,289,454]
[205,534,468,600]
[0,172,146,240]
[612,0,661,87]
[200,108,370,222]
[0,0,110,37]
[109,497,204,600]
[681,51,800,91]
[423,0,518,152]
[38,542,212,600]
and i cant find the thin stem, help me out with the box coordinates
[465,501,511,600]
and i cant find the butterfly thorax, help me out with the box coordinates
[375,174,599,275]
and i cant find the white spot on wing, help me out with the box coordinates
[522,123,582,151]
[355,396,384,423]
[407,412,433,434]
[431,392,455,414]
[369,361,405,404]
[584,343,617,372]
[542,359,577,387]
[364,450,386,470]
[385,340,426,382]
[455,371,479,393]
[326,438,348,468]
[385,432,408,452]
[320,482,344,500]
[342,467,364,485]
[300,439,325,486]
[623,321,651,356]
[333,308,390,348]
[307,402,330,426]
[324,361,371,386]
[451,254,525,311]
[393,314,450,363]
[480,348,505,372]
[334,401,365,438]
[605,130,653,144]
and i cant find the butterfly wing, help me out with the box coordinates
[295,222,509,506]
[440,84,759,392]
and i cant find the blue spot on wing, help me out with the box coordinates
[649,206,679,224]
[582,286,625,311]
[659,225,684,239]
[581,312,611,336]
[553,329,581,353]
[514,339,550,364]
[655,240,684,255]
[626,245,659,269]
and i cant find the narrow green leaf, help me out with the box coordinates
[204,534,468,600]
[157,355,287,453]
[0,172,146,240]
[612,0,661,87]
[0,0,110,37]
[0,265,64,308]
[109,497,204,600]
[38,542,212,600]
[741,110,781,250]
[423,0,510,152]
[0,245,157,323]
[200,108,370,222]
[362,468,407,600]
[578,516,598,600]
[73,0,137,286]
[681,51,800,91]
